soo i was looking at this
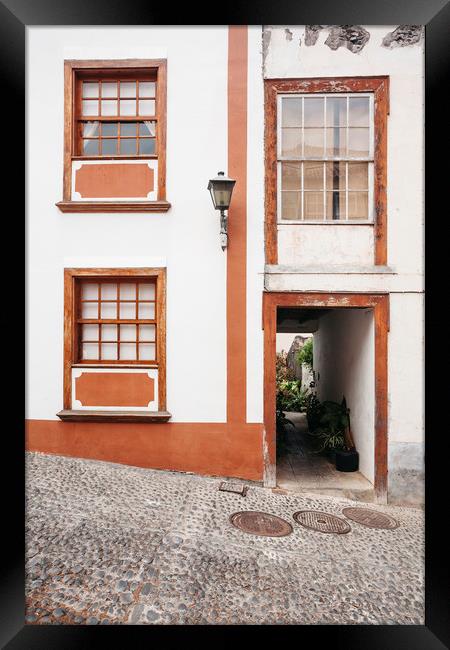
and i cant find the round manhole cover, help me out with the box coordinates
[229,511,293,537]
[342,507,399,530]
[293,510,351,534]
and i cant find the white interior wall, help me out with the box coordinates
[26,26,229,422]
[313,308,375,483]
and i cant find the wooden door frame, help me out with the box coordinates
[263,291,389,503]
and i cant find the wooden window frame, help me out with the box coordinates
[265,76,389,265]
[57,59,170,213]
[63,268,167,411]
[277,93,374,223]
[73,72,157,158]
[75,278,158,364]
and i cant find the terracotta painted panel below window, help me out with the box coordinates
[75,372,154,407]
[74,163,154,198]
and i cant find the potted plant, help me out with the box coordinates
[334,397,359,472]
[307,397,359,471]
[304,392,323,432]
[308,399,346,460]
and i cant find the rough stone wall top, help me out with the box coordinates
[324,26,370,54]
[287,335,310,381]
[382,26,424,48]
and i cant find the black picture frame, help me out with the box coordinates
[3,0,448,647]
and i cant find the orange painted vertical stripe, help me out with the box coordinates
[227,25,248,424]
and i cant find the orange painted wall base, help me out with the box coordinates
[25,420,264,481]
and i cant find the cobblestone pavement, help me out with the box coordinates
[25,452,424,625]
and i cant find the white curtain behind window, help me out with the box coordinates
[144,121,156,137]
[83,121,99,138]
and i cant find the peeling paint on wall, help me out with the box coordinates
[304,25,326,46]
[325,25,370,53]
[382,25,424,48]
[266,25,424,60]
[262,428,276,487]
[388,442,424,505]
[262,26,272,70]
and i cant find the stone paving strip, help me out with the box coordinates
[25,451,424,625]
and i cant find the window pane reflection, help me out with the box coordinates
[348,128,370,157]
[282,97,302,127]
[304,162,323,190]
[326,97,346,126]
[349,97,369,126]
[304,98,324,127]
[281,162,302,190]
[304,129,324,157]
[281,129,302,157]
[304,192,324,220]
[281,191,301,220]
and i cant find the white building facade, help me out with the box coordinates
[26,25,424,505]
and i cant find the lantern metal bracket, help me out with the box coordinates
[220,209,228,251]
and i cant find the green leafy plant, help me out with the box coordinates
[307,399,351,454]
[276,351,296,383]
[276,384,296,432]
[312,429,345,453]
[305,392,323,432]
[277,380,309,413]
[317,400,349,433]
[276,350,308,427]
[297,337,313,370]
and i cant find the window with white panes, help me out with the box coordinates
[278,94,374,222]
[76,279,157,363]
[75,74,157,157]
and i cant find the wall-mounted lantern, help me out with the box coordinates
[207,171,236,250]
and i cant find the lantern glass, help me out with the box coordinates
[207,172,236,210]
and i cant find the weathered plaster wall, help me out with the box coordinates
[313,309,375,483]
[387,293,424,505]
[388,442,424,506]
[264,268,423,293]
[277,226,374,267]
[263,25,424,273]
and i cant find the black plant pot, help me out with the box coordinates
[335,449,359,472]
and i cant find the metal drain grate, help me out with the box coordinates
[342,507,399,530]
[293,510,351,534]
[230,511,293,537]
[219,482,248,496]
